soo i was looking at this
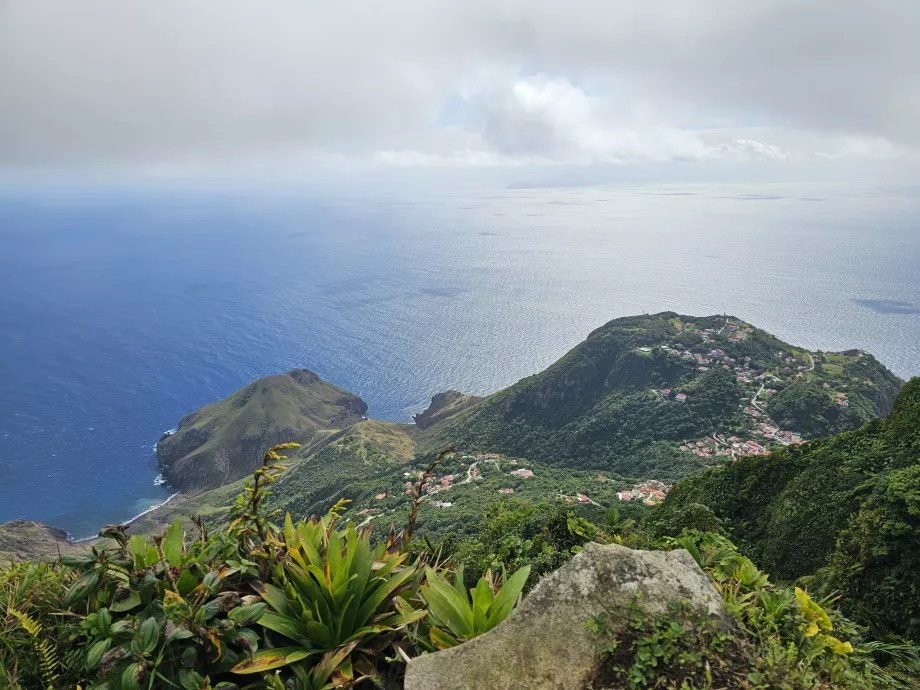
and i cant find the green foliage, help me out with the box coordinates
[62,517,267,690]
[0,443,534,689]
[418,312,899,481]
[587,601,745,690]
[420,564,530,649]
[0,560,79,689]
[769,381,874,439]
[653,378,920,642]
[449,500,615,587]
[586,530,920,689]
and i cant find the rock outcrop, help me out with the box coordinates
[0,519,71,562]
[412,390,483,430]
[404,542,730,690]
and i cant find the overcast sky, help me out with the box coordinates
[1,1,919,176]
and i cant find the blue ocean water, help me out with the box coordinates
[1,180,919,537]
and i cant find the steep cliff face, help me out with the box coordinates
[156,369,367,490]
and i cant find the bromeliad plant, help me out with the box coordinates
[232,505,427,685]
[419,564,531,650]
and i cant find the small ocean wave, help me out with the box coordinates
[153,428,177,451]
[153,473,167,486]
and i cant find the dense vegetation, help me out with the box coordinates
[4,451,919,688]
[652,378,920,642]
[0,446,531,689]
[4,373,920,689]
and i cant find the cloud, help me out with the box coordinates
[0,0,918,171]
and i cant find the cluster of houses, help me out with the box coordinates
[679,434,774,458]
[616,480,671,506]
[726,322,754,342]
[658,388,688,402]
[651,320,837,456]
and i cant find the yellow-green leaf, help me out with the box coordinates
[231,647,312,674]
[430,626,460,650]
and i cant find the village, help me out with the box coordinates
[644,319,851,459]
[358,451,676,517]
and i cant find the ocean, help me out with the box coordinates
[1,179,919,538]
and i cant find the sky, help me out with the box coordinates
[1,1,919,180]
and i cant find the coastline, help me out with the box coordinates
[71,490,181,543]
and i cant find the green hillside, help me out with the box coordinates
[652,377,920,641]
[418,312,901,481]
[157,368,367,490]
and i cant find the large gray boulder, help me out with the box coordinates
[404,542,730,690]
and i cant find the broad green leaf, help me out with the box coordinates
[284,512,296,544]
[256,611,312,647]
[230,647,312,674]
[339,536,374,636]
[179,668,204,690]
[129,535,150,569]
[138,617,160,654]
[471,578,493,632]
[122,662,142,690]
[228,602,267,627]
[355,563,417,628]
[423,585,472,639]
[308,641,358,689]
[58,553,92,568]
[163,519,184,565]
[65,569,100,606]
[176,569,198,596]
[166,625,195,643]
[202,571,222,594]
[422,567,474,638]
[487,565,530,631]
[85,638,112,669]
[471,577,493,614]
[305,620,334,647]
[252,581,295,617]
[110,590,142,613]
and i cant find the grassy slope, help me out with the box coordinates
[156,369,368,490]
